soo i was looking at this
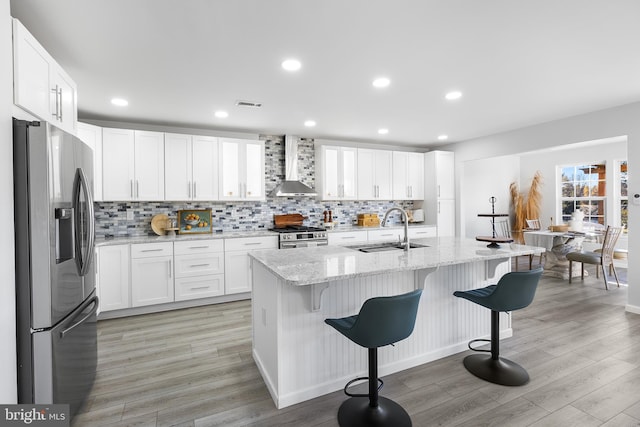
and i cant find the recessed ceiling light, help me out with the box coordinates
[281,59,301,71]
[378,128,389,135]
[304,120,316,127]
[372,77,390,88]
[111,98,128,107]
[445,91,462,100]
[214,110,229,118]
[438,135,448,141]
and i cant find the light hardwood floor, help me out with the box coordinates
[73,261,640,427]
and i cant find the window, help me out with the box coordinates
[560,163,606,225]
[620,160,628,232]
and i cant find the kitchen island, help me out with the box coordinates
[249,237,544,409]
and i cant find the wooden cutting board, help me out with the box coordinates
[274,213,307,228]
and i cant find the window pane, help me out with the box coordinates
[562,201,575,216]
[588,200,605,216]
[621,200,628,231]
[621,161,628,197]
[561,182,575,197]
[561,167,575,181]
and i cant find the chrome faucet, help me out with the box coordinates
[382,207,410,251]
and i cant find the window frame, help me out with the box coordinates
[558,162,607,226]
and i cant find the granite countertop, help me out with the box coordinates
[325,223,436,233]
[249,236,545,286]
[95,229,278,247]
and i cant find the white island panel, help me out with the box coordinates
[251,248,514,408]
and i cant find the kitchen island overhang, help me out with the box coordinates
[249,237,544,409]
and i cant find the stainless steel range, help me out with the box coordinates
[270,225,328,249]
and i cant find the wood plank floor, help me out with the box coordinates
[73,261,640,427]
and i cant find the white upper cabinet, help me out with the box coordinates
[12,19,77,134]
[219,138,265,201]
[102,128,164,201]
[76,122,103,201]
[392,151,424,200]
[424,151,455,236]
[317,145,357,200]
[165,133,218,201]
[357,148,392,200]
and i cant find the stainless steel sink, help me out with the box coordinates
[347,242,429,253]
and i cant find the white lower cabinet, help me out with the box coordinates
[368,228,403,242]
[174,240,224,301]
[224,236,278,294]
[96,244,130,312]
[131,242,174,307]
[408,226,437,239]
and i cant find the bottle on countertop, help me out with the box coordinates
[323,211,328,223]
[328,210,333,223]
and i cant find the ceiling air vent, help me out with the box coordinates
[235,100,262,108]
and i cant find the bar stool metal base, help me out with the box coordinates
[463,354,530,386]
[338,396,412,427]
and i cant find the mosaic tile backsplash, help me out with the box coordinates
[95,135,414,237]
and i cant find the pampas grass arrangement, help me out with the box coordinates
[510,171,543,243]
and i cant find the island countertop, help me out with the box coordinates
[249,236,545,286]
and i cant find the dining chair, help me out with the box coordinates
[493,219,530,271]
[566,225,623,290]
[524,218,545,266]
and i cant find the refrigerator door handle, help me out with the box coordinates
[60,296,99,339]
[72,167,95,277]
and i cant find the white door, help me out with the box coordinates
[357,149,376,200]
[224,251,251,294]
[164,133,192,200]
[191,135,218,200]
[341,147,357,199]
[243,141,265,200]
[102,128,135,200]
[96,245,130,312]
[219,139,241,199]
[436,151,455,199]
[374,149,393,199]
[131,256,174,307]
[437,199,456,236]
[51,66,77,134]
[392,151,409,199]
[407,152,424,200]
[134,130,165,201]
[76,122,103,201]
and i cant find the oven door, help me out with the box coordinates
[280,240,328,249]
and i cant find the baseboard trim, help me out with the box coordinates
[625,304,640,315]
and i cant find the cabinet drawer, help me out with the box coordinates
[175,275,224,301]
[174,239,224,255]
[224,236,278,252]
[327,231,368,246]
[367,229,403,242]
[408,227,437,239]
[131,242,173,258]
[174,253,224,278]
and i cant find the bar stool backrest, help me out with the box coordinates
[345,289,422,349]
[485,268,543,312]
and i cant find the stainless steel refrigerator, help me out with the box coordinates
[13,119,98,416]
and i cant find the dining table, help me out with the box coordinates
[523,230,588,279]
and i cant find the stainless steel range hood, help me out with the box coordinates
[269,135,317,197]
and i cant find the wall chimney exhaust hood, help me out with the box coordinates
[269,135,317,197]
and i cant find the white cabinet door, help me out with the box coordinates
[219,139,265,201]
[224,236,277,294]
[436,151,455,199]
[357,149,392,200]
[50,66,78,134]
[96,245,130,312]
[318,146,357,200]
[76,122,103,201]
[12,19,77,134]
[102,128,135,200]
[134,130,164,201]
[437,199,456,237]
[131,255,174,307]
[164,133,192,200]
[191,135,219,200]
[393,151,424,200]
[408,226,437,239]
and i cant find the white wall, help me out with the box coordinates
[519,139,627,234]
[448,102,640,314]
[2,0,18,403]
[462,155,520,239]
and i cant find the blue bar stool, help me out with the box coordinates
[453,268,543,386]
[325,289,423,427]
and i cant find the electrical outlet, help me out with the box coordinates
[126,209,134,220]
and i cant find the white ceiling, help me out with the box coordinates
[10,0,640,147]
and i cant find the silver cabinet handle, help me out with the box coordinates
[141,248,163,252]
[130,180,134,198]
[50,85,61,120]
[381,233,394,236]
[168,260,172,278]
[244,242,262,246]
[188,181,191,198]
[438,201,441,214]
[136,180,139,198]
[188,245,210,249]
[189,286,210,291]
[189,263,210,268]
[342,236,356,239]
[438,184,441,198]
[193,181,197,199]
[58,87,63,121]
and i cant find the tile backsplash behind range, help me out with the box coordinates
[95,135,414,237]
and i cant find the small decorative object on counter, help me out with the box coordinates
[357,213,380,227]
[328,210,333,222]
[178,208,213,234]
[323,210,328,223]
[151,213,169,236]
